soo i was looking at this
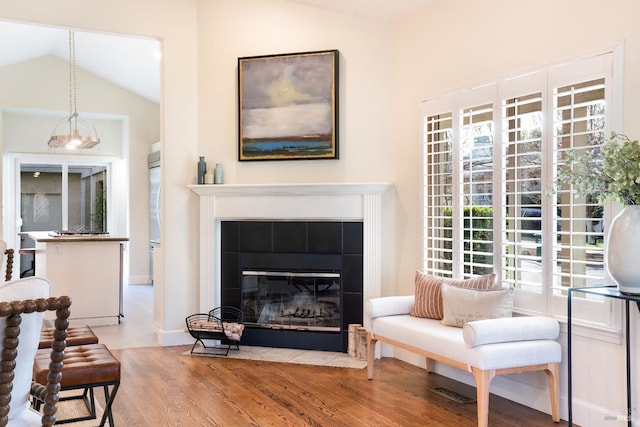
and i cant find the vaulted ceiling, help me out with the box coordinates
[0,1,432,106]
[0,20,161,104]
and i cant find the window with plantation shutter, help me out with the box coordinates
[460,103,494,276]
[501,92,544,296]
[552,78,607,291]
[421,48,622,326]
[423,111,454,278]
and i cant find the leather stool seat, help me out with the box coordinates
[33,343,120,426]
[39,324,98,349]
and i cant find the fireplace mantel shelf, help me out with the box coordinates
[191,181,393,316]
[189,182,391,197]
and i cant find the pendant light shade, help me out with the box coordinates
[48,31,100,149]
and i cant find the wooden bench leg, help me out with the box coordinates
[367,332,377,380]
[545,362,560,422]
[472,368,495,427]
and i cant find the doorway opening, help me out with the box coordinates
[0,18,160,343]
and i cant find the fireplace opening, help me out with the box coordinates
[242,270,341,332]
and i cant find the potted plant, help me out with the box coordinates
[555,132,640,293]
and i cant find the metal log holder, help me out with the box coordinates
[185,306,244,356]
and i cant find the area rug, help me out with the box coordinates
[183,345,367,369]
[53,389,106,426]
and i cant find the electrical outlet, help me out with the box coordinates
[54,244,61,255]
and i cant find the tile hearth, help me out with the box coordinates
[186,345,367,369]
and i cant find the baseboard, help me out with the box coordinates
[569,396,627,425]
[156,328,194,347]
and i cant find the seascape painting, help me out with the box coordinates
[238,50,339,161]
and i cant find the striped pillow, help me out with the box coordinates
[410,271,497,320]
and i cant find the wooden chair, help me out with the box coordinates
[0,277,71,426]
[0,240,14,281]
[4,249,14,282]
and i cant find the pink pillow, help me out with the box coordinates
[410,271,497,320]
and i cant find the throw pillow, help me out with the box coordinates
[440,283,514,328]
[410,271,497,320]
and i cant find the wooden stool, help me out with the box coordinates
[33,343,120,426]
[39,324,99,349]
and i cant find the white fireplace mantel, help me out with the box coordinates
[189,182,393,313]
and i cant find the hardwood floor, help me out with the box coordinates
[105,345,567,427]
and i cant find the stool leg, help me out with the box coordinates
[99,382,120,427]
[32,398,41,411]
[47,387,97,424]
[87,387,97,418]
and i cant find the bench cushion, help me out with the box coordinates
[39,325,98,349]
[367,295,414,319]
[34,344,120,387]
[463,316,559,347]
[370,314,561,370]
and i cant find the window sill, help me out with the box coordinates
[514,308,623,345]
[560,317,622,345]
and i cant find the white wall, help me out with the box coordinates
[197,0,396,185]
[391,0,640,424]
[0,53,160,284]
[0,0,198,344]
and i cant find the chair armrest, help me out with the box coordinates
[462,316,560,347]
[366,295,415,320]
[30,381,47,404]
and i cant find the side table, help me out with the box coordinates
[568,285,640,427]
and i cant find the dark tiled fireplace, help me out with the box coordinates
[220,221,363,352]
[189,183,392,352]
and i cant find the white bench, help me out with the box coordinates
[366,295,561,427]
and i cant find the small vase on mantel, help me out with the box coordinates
[197,156,207,185]
[606,205,640,294]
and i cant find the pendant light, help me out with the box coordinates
[47,31,100,149]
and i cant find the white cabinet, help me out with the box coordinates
[28,232,127,326]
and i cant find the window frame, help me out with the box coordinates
[420,45,624,338]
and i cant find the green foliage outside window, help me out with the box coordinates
[441,206,493,275]
[91,183,106,232]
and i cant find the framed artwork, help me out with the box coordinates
[238,49,339,161]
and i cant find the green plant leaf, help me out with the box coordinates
[552,133,640,205]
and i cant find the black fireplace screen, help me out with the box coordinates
[241,270,341,332]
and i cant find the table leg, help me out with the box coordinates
[626,300,631,427]
[568,289,573,426]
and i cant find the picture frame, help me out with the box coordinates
[238,49,339,161]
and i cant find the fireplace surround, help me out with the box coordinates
[221,220,362,351]
[190,182,392,352]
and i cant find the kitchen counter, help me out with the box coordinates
[24,231,129,243]
[22,231,128,325]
